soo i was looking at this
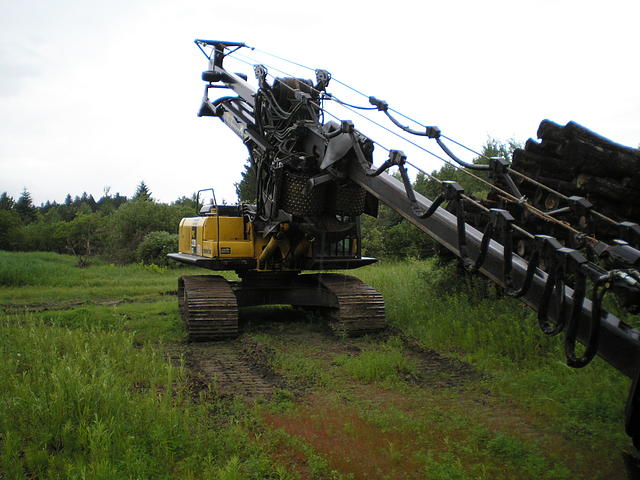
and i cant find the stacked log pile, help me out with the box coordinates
[511,120,640,242]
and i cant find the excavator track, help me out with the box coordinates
[178,275,239,341]
[317,273,386,336]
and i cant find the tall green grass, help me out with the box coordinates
[353,259,631,445]
[0,251,213,305]
[0,250,182,288]
[354,260,552,364]
[0,314,287,479]
[335,337,416,384]
[0,251,83,287]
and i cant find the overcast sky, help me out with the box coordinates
[1,0,638,206]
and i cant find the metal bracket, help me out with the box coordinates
[254,64,268,89]
[315,69,331,91]
[488,157,523,199]
[367,149,406,177]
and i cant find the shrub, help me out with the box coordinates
[106,201,190,263]
[0,210,24,250]
[135,231,178,267]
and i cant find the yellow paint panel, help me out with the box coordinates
[179,215,255,258]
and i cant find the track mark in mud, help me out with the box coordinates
[401,339,481,388]
[178,340,283,399]
[165,316,480,403]
[245,323,480,391]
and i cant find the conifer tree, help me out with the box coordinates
[0,192,15,210]
[133,181,153,202]
[234,159,257,203]
[15,189,37,223]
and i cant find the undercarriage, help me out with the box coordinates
[178,272,385,341]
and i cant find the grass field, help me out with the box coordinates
[0,251,635,479]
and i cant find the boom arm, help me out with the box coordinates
[350,166,640,378]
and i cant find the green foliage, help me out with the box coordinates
[20,213,107,260]
[173,195,197,211]
[360,214,385,258]
[0,209,24,250]
[132,180,153,202]
[136,231,179,267]
[234,159,257,204]
[0,314,282,479]
[22,220,67,253]
[64,212,107,257]
[0,192,15,210]
[106,201,190,263]
[14,189,37,224]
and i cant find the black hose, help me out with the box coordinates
[538,265,567,336]
[564,275,604,368]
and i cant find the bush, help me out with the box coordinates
[0,210,24,250]
[106,201,190,263]
[135,231,178,267]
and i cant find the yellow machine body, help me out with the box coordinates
[171,206,369,273]
[178,215,267,259]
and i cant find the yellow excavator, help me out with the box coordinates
[170,190,384,341]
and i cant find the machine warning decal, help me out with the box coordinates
[221,247,231,254]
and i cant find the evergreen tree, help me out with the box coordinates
[133,181,153,202]
[60,193,76,221]
[0,192,15,210]
[15,189,38,223]
[87,194,97,211]
[234,159,257,204]
[40,200,53,214]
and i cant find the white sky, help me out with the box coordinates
[1,0,638,206]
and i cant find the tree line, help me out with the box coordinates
[0,182,195,266]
